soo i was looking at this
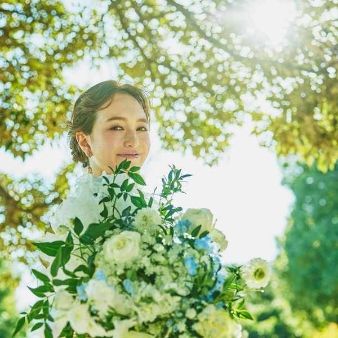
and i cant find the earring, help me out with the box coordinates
[87,152,93,174]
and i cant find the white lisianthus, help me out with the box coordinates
[103,231,141,264]
[241,258,271,289]
[53,290,74,311]
[68,303,92,334]
[50,309,69,338]
[134,208,162,230]
[210,229,228,251]
[181,208,214,234]
[193,305,242,338]
[68,303,111,337]
[86,279,132,316]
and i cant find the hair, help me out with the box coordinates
[68,80,151,168]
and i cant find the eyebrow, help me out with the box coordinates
[105,116,148,123]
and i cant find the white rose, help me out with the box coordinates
[103,231,141,264]
[86,279,132,316]
[210,229,228,251]
[241,258,271,289]
[181,208,214,234]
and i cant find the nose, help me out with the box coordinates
[123,129,138,148]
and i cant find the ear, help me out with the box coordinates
[75,131,92,157]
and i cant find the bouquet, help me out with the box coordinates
[13,160,271,338]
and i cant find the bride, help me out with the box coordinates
[68,80,151,177]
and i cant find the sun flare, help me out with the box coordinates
[246,0,297,45]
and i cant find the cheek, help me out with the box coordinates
[141,134,151,150]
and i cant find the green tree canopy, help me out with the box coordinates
[1,0,337,257]
[275,161,338,326]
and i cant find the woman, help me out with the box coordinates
[68,80,151,176]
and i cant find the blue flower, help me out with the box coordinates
[122,279,134,295]
[184,256,198,276]
[194,236,212,251]
[175,219,192,235]
[76,283,88,301]
[94,269,107,281]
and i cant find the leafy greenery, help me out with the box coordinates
[0,259,24,338]
[275,161,338,326]
[1,0,337,258]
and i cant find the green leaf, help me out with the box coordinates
[73,217,84,235]
[199,230,209,238]
[32,269,50,284]
[128,171,146,185]
[51,247,63,277]
[80,222,111,245]
[115,159,131,172]
[43,299,50,318]
[34,241,64,257]
[28,300,44,319]
[191,224,202,237]
[126,182,135,192]
[120,178,129,191]
[61,245,72,267]
[28,285,53,298]
[12,316,26,337]
[100,204,108,218]
[129,165,140,172]
[31,322,44,331]
[44,323,53,338]
[122,206,131,217]
[130,196,146,208]
[99,196,110,204]
[73,265,89,275]
[238,310,254,320]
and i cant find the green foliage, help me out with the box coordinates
[0,163,75,258]
[276,161,338,326]
[0,0,101,158]
[0,0,336,281]
[0,259,25,338]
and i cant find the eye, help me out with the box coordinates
[137,126,148,131]
[110,125,123,131]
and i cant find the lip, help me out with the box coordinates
[117,154,140,158]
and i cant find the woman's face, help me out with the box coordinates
[76,93,150,175]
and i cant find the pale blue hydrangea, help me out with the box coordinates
[194,235,212,251]
[175,219,192,235]
[184,256,198,276]
[122,279,134,295]
[94,269,107,281]
[76,283,88,301]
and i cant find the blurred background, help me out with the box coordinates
[0,0,337,337]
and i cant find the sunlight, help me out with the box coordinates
[246,0,297,45]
